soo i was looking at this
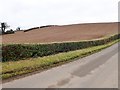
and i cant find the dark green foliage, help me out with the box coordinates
[5,29,14,34]
[2,34,120,62]
[24,27,39,32]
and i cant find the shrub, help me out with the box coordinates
[40,25,58,28]
[4,29,14,34]
[24,27,40,32]
[2,34,120,62]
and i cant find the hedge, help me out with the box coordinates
[2,34,120,62]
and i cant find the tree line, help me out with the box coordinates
[0,22,21,35]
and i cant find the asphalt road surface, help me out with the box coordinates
[2,43,119,88]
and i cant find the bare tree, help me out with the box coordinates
[16,27,21,31]
[0,22,9,34]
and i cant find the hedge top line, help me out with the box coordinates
[2,33,120,45]
[2,33,120,62]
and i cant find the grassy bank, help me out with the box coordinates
[2,39,120,80]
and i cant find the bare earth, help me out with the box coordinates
[2,22,118,44]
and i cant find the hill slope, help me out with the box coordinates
[2,22,118,44]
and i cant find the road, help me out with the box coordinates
[2,43,119,88]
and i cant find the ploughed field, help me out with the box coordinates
[2,22,118,44]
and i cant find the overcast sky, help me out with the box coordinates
[0,0,119,29]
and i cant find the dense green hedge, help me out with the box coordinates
[2,34,120,62]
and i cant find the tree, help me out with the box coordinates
[0,22,9,34]
[16,27,21,31]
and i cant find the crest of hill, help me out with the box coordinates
[2,22,119,44]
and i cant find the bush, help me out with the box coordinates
[5,29,14,34]
[40,25,58,28]
[24,27,39,32]
[2,34,120,62]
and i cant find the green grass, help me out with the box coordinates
[2,34,120,62]
[1,39,120,80]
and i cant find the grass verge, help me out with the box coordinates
[1,39,120,80]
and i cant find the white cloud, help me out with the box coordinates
[0,0,119,30]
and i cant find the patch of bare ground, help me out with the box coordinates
[2,22,118,44]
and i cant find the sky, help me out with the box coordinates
[0,0,119,30]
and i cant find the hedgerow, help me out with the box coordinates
[2,34,120,62]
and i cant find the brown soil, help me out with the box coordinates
[2,22,118,44]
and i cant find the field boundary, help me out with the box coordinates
[2,39,120,80]
[2,34,120,62]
